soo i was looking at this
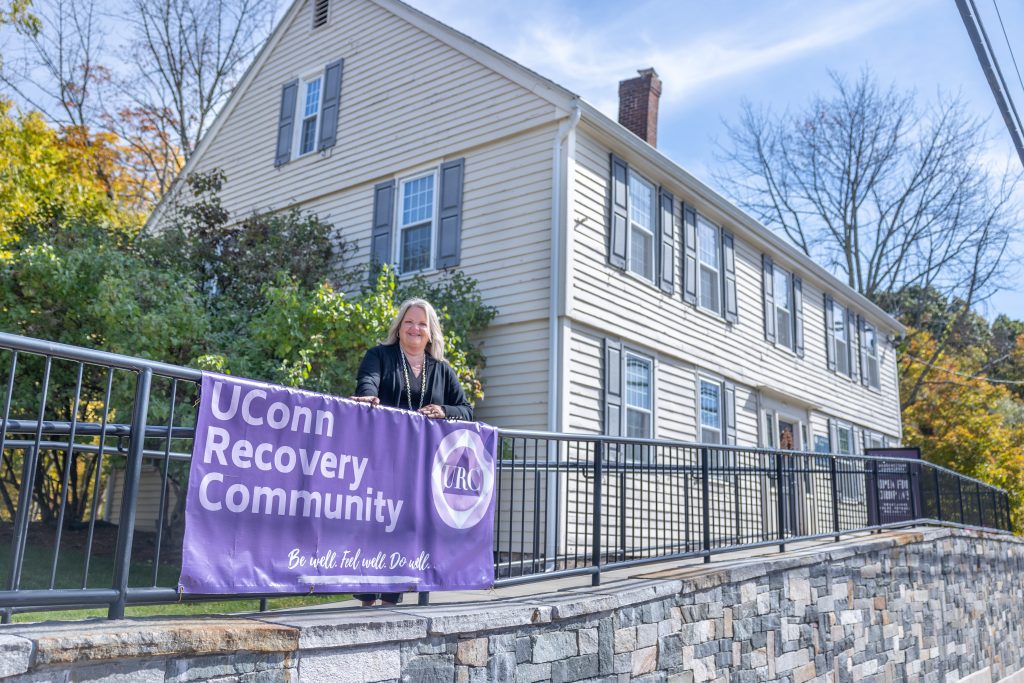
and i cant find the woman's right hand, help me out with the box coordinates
[349,395,380,406]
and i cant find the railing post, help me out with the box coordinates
[701,447,711,563]
[975,482,984,527]
[775,451,786,553]
[908,461,920,522]
[871,459,881,530]
[957,477,965,525]
[417,592,430,605]
[592,441,602,586]
[933,467,942,522]
[829,455,840,542]
[109,368,152,619]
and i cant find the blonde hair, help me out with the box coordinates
[384,298,446,363]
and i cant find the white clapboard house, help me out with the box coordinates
[140,0,905,546]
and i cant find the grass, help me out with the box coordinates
[2,524,350,623]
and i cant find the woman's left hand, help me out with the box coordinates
[419,404,446,419]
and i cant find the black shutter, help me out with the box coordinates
[608,155,628,270]
[793,275,804,357]
[604,339,622,436]
[658,188,675,294]
[317,58,344,151]
[846,308,856,378]
[436,158,465,269]
[682,204,698,304]
[723,381,737,445]
[858,316,869,385]
[762,255,776,343]
[722,231,738,323]
[370,180,395,277]
[824,294,836,371]
[828,418,836,452]
[275,79,298,166]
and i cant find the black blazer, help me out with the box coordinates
[354,343,473,420]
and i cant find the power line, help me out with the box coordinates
[956,0,1024,168]
[991,0,1024,97]
[904,353,1024,385]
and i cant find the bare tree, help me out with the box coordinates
[716,70,1022,410]
[123,0,278,162]
[716,70,1020,308]
[0,0,108,128]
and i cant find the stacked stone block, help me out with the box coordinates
[1,527,1022,682]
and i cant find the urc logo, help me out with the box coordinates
[431,429,494,530]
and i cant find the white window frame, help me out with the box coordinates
[698,377,723,445]
[696,215,722,315]
[772,263,795,352]
[624,352,653,440]
[831,299,851,377]
[626,170,656,283]
[862,321,880,389]
[833,421,864,503]
[293,73,324,159]
[393,169,439,275]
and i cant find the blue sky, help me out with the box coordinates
[404,0,1024,320]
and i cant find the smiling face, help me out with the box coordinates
[399,305,430,356]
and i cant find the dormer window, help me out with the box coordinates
[313,0,329,28]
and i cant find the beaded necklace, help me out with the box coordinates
[399,348,427,410]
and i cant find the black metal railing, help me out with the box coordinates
[0,331,1012,620]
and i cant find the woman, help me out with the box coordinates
[349,298,473,606]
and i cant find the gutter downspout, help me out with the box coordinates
[546,102,581,568]
[547,102,581,432]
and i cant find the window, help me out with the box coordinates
[397,173,436,273]
[826,296,853,377]
[275,59,343,168]
[697,217,721,313]
[624,354,653,438]
[699,380,722,444]
[296,76,322,157]
[627,172,656,281]
[773,265,793,349]
[832,421,865,502]
[370,159,464,275]
[861,320,880,389]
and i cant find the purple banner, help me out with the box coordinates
[178,373,497,594]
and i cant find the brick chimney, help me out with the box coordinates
[618,68,662,147]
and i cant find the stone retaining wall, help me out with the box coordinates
[1,527,1022,682]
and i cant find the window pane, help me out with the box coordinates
[832,302,847,342]
[777,308,792,348]
[628,174,654,231]
[630,229,653,279]
[773,269,790,311]
[697,219,719,268]
[299,117,317,155]
[700,267,720,312]
[402,175,434,226]
[303,79,321,117]
[701,427,722,444]
[700,381,721,432]
[626,408,650,438]
[625,357,651,410]
[400,224,431,272]
[837,427,851,454]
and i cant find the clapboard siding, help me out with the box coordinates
[188,0,560,218]
[105,465,177,529]
[569,127,902,444]
[473,319,550,429]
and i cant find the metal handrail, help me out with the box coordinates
[0,331,1013,621]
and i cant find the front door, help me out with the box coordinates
[779,420,800,535]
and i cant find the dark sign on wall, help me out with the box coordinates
[865,447,921,526]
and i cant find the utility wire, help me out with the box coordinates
[956,0,1024,167]
[903,353,1024,385]
[991,0,1024,97]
